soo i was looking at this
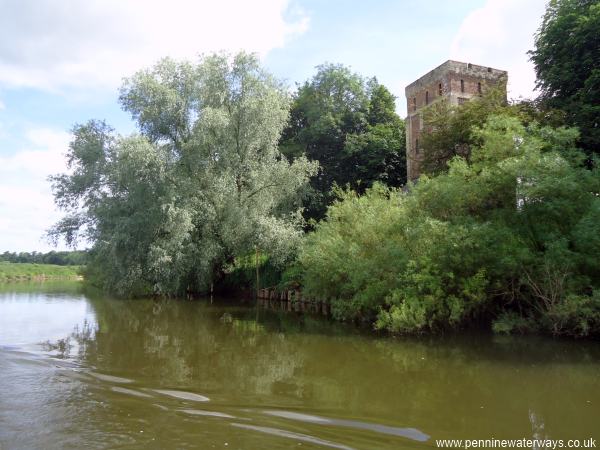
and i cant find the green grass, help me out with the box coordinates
[0,262,82,282]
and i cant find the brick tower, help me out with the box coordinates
[405,60,508,181]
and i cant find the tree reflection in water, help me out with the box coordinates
[53,293,600,447]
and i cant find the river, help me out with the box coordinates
[0,281,598,449]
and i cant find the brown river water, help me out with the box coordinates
[0,281,598,449]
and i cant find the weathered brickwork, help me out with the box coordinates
[405,60,508,181]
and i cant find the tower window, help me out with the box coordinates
[415,138,419,154]
[412,97,417,111]
[468,63,472,69]
[425,91,429,105]
[487,67,492,73]
[478,82,482,94]
[438,83,443,96]
[460,79,465,92]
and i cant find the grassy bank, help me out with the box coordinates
[0,262,82,282]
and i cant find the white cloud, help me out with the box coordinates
[450,0,547,100]
[0,129,71,176]
[0,0,309,91]
[0,99,5,110]
[0,128,72,251]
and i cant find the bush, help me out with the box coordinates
[542,292,600,337]
[297,114,600,336]
[492,312,538,335]
[299,184,407,322]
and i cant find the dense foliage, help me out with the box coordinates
[298,114,600,337]
[0,250,88,266]
[529,0,600,156]
[49,53,317,296]
[419,87,568,176]
[280,64,406,222]
[419,87,508,175]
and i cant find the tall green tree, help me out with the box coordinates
[49,53,317,296]
[529,0,600,155]
[280,64,405,222]
[344,84,406,190]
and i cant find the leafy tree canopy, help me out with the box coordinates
[49,53,317,296]
[280,64,406,222]
[529,0,600,154]
[419,87,508,175]
[419,86,569,176]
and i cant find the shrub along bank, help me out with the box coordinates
[295,115,600,337]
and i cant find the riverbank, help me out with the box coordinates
[0,262,82,282]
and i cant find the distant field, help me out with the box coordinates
[0,262,81,282]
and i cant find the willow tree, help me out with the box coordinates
[49,53,317,296]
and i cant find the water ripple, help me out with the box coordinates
[179,408,235,418]
[152,389,210,402]
[231,423,355,450]
[88,372,134,384]
[263,410,430,442]
[110,386,153,398]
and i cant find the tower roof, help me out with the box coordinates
[405,60,507,96]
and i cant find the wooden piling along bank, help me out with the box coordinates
[256,288,330,316]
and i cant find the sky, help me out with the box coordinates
[0,0,548,252]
